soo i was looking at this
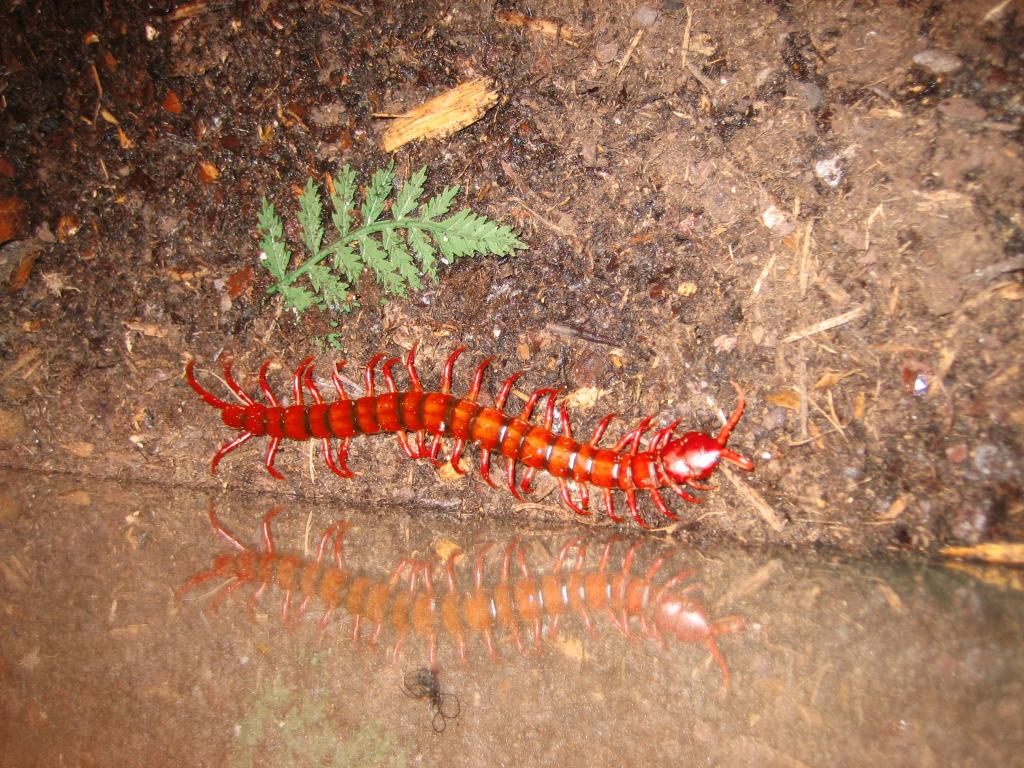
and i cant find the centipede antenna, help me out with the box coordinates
[716,382,746,446]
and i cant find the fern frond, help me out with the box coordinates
[259,163,527,314]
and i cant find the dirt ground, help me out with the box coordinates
[2,1,1023,550]
[2,2,1024,765]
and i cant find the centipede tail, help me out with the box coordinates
[186,347,755,526]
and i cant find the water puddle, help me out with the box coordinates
[0,469,1020,765]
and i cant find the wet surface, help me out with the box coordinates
[1,469,1020,766]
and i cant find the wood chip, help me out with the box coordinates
[814,369,861,389]
[495,10,576,45]
[379,78,499,153]
[877,493,912,521]
[940,542,1024,565]
[781,305,868,343]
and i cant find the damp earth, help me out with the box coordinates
[1,0,1022,765]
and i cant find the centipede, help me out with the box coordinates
[185,346,754,528]
[177,507,744,688]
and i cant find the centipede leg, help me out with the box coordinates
[602,488,624,523]
[382,358,418,459]
[521,400,570,494]
[546,539,579,640]
[296,521,350,620]
[175,567,230,601]
[465,356,497,485]
[221,362,256,406]
[610,541,644,636]
[666,482,702,504]
[363,353,386,397]
[425,347,467,465]
[210,577,248,613]
[511,543,543,653]
[263,437,285,481]
[478,448,498,488]
[403,344,433,460]
[706,636,732,691]
[302,366,355,479]
[558,478,590,516]
[513,391,558,498]
[474,547,500,660]
[649,489,680,522]
[443,552,468,661]
[210,432,255,474]
[449,438,468,474]
[498,540,525,653]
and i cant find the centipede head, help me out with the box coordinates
[658,383,755,485]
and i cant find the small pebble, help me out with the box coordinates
[633,3,659,27]
[815,156,845,188]
[595,41,618,64]
[912,49,962,74]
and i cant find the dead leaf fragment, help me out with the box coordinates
[197,161,220,183]
[162,89,183,114]
[495,10,576,45]
[814,370,861,389]
[0,196,27,244]
[562,386,608,411]
[62,441,95,458]
[8,247,41,291]
[123,320,168,338]
[765,389,801,411]
[56,214,80,241]
[57,490,92,507]
[225,264,255,298]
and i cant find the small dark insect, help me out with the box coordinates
[402,667,460,733]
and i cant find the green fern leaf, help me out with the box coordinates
[383,228,421,293]
[420,185,460,220]
[393,166,427,219]
[329,165,358,238]
[297,179,324,256]
[260,163,527,316]
[257,198,292,280]
[407,227,437,281]
[361,161,394,227]
[328,240,362,284]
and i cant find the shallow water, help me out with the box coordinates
[0,469,1020,767]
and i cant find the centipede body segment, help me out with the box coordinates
[185,346,755,527]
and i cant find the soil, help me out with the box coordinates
[1,1,1023,761]
[2,0,1023,552]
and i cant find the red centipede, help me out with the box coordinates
[178,508,744,688]
[185,346,755,528]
